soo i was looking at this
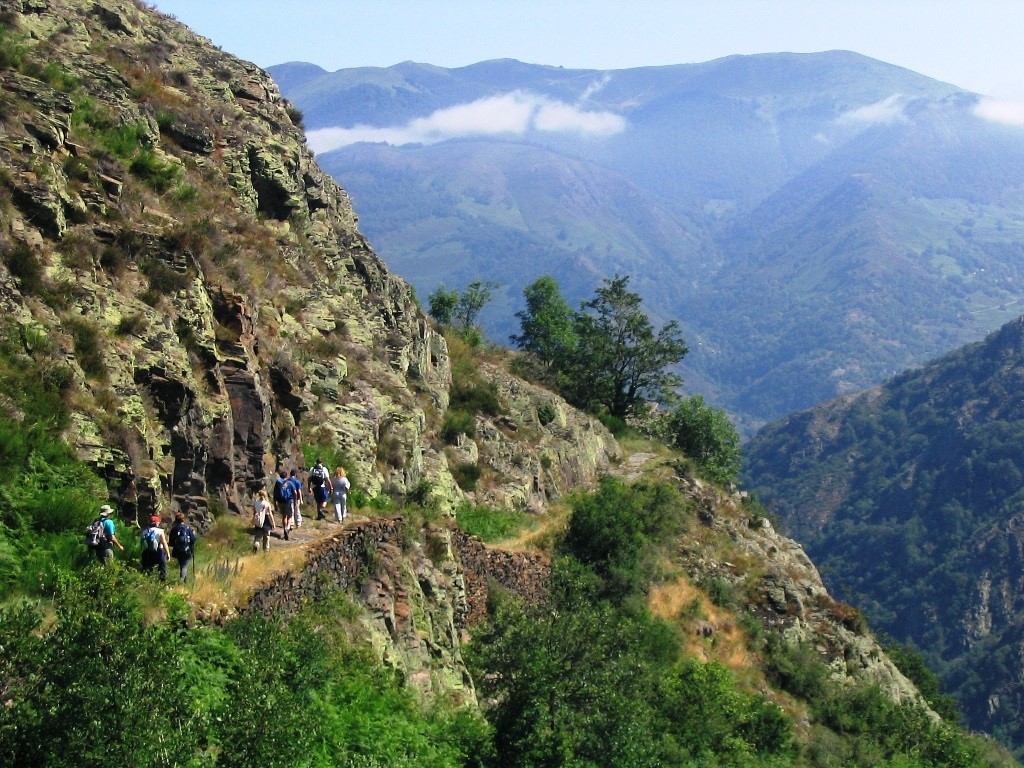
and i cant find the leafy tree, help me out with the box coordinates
[565,275,687,419]
[428,284,459,326]
[664,394,742,486]
[510,275,578,370]
[455,280,499,330]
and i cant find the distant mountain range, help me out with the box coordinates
[744,313,1024,753]
[271,52,1024,431]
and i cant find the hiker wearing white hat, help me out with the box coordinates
[85,504,125,563]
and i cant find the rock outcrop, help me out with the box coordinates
[0,0,615,527]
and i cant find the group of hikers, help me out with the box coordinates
[83,459,352,578]
[85,505,197,582]
[252,460,351,552]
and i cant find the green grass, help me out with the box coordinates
[456,502,533,542]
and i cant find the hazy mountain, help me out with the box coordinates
[271,52,1024,430]
[744,314,1024,752]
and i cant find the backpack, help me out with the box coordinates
[309,465,327,488]
[85,517,106,548]
[274,477,292,503]
[171,524,193,555]
[142,526,161,553]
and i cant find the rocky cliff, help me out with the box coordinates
[0,0,616,527]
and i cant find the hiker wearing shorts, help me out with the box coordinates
[308,458,331,520]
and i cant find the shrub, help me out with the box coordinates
[663,394,742,486]
[452,461,482,492]
[3,241,45,296]
[114,312,148,337]
[64,316,107,380]
[285,103,304,129]
[537,401,557,426]
[129,149,182,192]
[441,409,475,444]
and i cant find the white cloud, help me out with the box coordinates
[836,95,906,126]
[307,90,626,153]
[974,97,1024,126]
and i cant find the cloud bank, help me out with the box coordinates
[974,97,1024,126]
[307,90,626,153]
[836,95,906,126]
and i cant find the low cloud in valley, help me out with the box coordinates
[308,90,626,153]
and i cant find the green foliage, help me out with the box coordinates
[456,502,533,542]
[428,284,459,326]
[0,324,102,598]
[441,409,476,444]
[451,461,482,492]
[511,275,578,369]
[468,559,795,768]
[884,640,963,723]
[745,316,1024,750]
[537,402,557,426]
[0,572,486,767]
[663,394,742,486]
[560,476,684,604]
[64,316,107,380]
[512,275,687,420]
[129,148,182,192]
[96,123,147,159]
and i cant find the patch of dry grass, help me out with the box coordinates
[649,576,755,675]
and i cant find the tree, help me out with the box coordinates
[664,395,742,486]
[566,275,687,419]
[428,284,459,326]
[510,275,578,370]
[454,280,499,330]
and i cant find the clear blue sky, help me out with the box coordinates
[151,1,1024,99]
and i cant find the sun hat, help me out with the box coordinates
[99,504,112,516]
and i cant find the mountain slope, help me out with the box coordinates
[745,313,1024,753]
[272,53,1024,429]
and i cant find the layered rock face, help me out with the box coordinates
[0,0,616,525]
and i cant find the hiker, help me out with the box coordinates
[331,466,351,522]
[141,514,171,581]
[288,468,304,528]
[272,469,293,540]
[308,458,331,520]
[169,512,197,582]
[252,489,276,552]
[85,504,125,563]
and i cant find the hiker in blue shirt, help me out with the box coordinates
[288,468,304,528]
[86,504,125,563]
[272,469,293,540]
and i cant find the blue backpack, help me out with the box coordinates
[274,477,293,503]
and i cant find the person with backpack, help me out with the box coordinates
[308,458,331,520]
[169,512,197,582]
[272,469,293,540]
[331,466,351,522]
[141,514,170,581]
[288,468,304,528]
[85,504,124,564]
[252,489,276,552]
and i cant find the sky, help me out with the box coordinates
[149,1,1024,100]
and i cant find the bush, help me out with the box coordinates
[451,461,482,491]
[664,394,742,486]
[537,401,557,426]
[64,316,107,380]
[441,409,476,444]
[129,149,182,192]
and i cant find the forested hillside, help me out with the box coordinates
[746,314,1024,754]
